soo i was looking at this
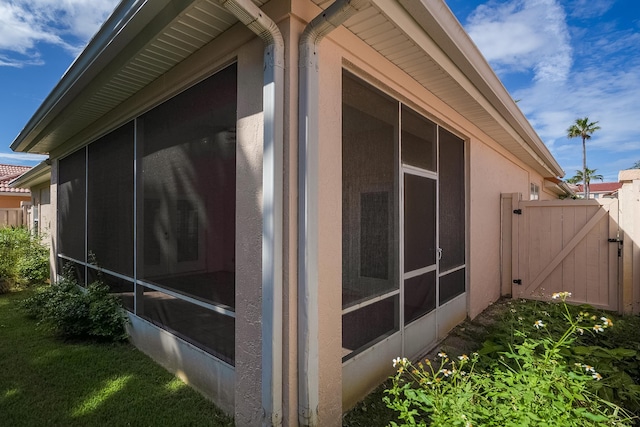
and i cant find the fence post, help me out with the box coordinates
[618,170,640,314]
[500,193,521,297]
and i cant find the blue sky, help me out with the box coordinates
[1,0,639,182]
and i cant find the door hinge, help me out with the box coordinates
[513,209,522,215]
[513,279,522,285]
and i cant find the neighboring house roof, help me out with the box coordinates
[574,182,622,194]
[9,0,564,179]
[0,164,31,194]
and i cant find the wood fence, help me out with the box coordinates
[0,208,27,228]
[502,171,640,314]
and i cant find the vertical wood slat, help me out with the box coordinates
[0,209,25,227]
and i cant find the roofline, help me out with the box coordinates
[0,191,31,197]
[10,0,173,153]
[398,0,564,177]
[9,160,51,188]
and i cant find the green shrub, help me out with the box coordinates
[0,226,49,292]
[385,293,635,426]
[22,270,128,342]
[477,297,640,417]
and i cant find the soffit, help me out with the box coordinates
[14,0,562,178]
[317,0,563,178]
[12,0,268,154]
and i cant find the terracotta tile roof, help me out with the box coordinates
[0,164,31,194]
[574,182,622,193]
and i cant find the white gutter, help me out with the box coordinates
[297,1,367,425]
[216,1,284,425]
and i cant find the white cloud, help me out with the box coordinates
[0,0,119,67]
[466,0,572,82]
[0,152,48,163]
[460,0,640,182]
[566,0,614,20]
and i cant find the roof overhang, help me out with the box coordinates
[544,177,574,198]
[11,0,564,179]
[9,160,51,189]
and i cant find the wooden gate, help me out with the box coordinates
[509,198,619,311]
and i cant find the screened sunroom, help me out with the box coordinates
[57,65,238,365]
[10,0,567,425]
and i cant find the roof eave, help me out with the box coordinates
[396,0,564,178]
[9,160,51,189]
[10,0,173,153]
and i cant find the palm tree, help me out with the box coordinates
[567,117,600,198]
[566,168,603,194]
[629,160,640,169]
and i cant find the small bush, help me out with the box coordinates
[22,270,128,342]
[0,226,49,292]
[385,293,636,426]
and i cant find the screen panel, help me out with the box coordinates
[87,122,134,276]
[58,148,86,262]
[438,128,465,271]
[439,268,466,305]
[403,173,436,273]
[137,64,237,309]
[404,270,436,324]
[401,105,436,171]
[342,71,399,308]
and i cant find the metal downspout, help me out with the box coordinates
[217,1,285,425]
[297,1,367,425]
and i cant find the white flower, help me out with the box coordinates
[392,357,408,368]
[552,291,572,300]
[437,352,448,359]
[534,320,545,329]
[582,364,595,373]
[440,369,453,377]
[601,317,613,328]
[593,324,604,333]
[592,372,602,381]
[577,328,584,335]
[458,354,469,361]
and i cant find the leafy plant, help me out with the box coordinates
[0,226,49,292]
[22,267,128,341]
[384,293,635,426]
[479,297,640,416]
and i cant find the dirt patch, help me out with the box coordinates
[421,297,512,361]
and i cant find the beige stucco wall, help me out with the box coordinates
[467,138,529,318]
[49,162,58,279]
[316,35,346,427]
[282,14,300,427]
[234,37,266,427]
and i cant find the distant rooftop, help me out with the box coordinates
[573,182,622,194]
[0,164,31,194]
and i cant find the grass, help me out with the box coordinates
[0,290,233,427]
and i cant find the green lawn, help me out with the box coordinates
[0,290,233,427]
